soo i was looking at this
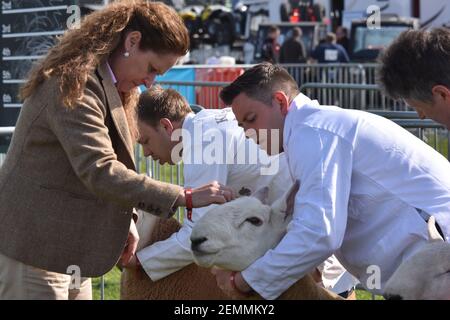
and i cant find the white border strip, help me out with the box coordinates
[3,104,22,108]
[3,55,44,61]
[2,31,64,38]
[2,5,68,14]
[2,79,27,84]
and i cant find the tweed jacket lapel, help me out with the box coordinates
[97,61,135,167]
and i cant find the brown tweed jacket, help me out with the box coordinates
[0,62,182,277]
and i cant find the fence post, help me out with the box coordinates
[101,275,105,300]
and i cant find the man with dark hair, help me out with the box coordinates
[378,28,450,129]
[261,25,281,63]
[336,26,350,52]
[213,62,450,300]
[279,27,307,63]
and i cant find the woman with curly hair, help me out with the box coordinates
[0,0,233,299]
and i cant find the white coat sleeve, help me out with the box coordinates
[241,127,353,299]
[137,156,229,281]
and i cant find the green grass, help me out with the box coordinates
[135,146,184,185]
[355,289,384,300]
[421,129,449,159]
[92,268,383,300]
[92,267,121,300]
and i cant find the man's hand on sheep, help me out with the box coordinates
[118,219,140,267]
[211,267,254,299]
[175,181,236,208]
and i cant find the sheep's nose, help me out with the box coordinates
[191,237,207,252]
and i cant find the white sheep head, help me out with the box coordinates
[383,216,450,300]
[190,181,300,271]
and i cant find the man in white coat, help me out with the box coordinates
[213,62,450,300]
[127,86,358,297]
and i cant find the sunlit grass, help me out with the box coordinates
[92,268,384,300]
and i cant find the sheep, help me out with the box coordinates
[190,182,343,300]
[121,183,342,300]
[120,212,228,299]
[383,216,450,300]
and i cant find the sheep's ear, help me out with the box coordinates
[285,180,300,217]
[252,186,269,205]
[270,181,300,217]
[428,216,444,242]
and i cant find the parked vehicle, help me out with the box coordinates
[349,16,419,63]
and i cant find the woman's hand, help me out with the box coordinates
[119,218,140,267]
[211,268,254,299]
[176,181,235,208]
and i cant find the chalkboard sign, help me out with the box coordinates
[1,0,104,127]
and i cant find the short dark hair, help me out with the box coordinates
[337,26,348,35]
[219,63,299,106]
[292,27,302,38]
[137,86,192,127]
[268,25,280,34]
[378,28,450,102]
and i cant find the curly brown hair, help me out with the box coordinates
[19,0,189,140]
[20,0,189,105]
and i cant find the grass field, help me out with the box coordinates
[92,268,384,300]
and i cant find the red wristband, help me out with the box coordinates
[184,188,193,221]
[230,271,252,297]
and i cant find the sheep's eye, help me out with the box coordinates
[246,217,263,226]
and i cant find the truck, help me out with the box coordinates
[348,15,420,63]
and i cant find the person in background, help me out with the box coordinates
[0,0,232,300]
[279,27,307,64]
[261,25,281,63]
[336,26,350,53]
[311,32,350,63]
[378,28,450,130]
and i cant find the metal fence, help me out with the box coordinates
[160,63,402,111]
[283,63,379,85]
[368,111,449,161]
[172,63,380,85]
[0,127,14,165]
[157,80,228,110]
[300,83,409,111]
[158,80,408,113]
